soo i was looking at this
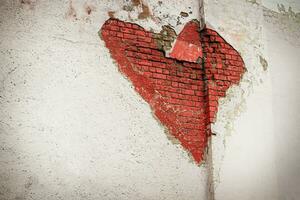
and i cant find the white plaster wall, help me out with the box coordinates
[204,0,279,199]
[0,0,208,200]
[263,1,300,199]
[263,0,300,12]
[1,0,299,199]
[112,0,203,34]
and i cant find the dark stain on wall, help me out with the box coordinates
[180,12,189,17]
[131,0,141,7]
[20,0,37,9]
[108,11,115,18]
[259,55,268,71]
[138,3,151,19]
[121,0,152,19]
[84,2,96,15]
[66,0,77,20]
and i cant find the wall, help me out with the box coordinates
[0,0,208,200]
[0,0,299,200]
[263,1,300,199]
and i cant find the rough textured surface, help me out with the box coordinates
[263,1,300,199]
[100,18,245,164]
[0,0,299,199]
[0,0,209,200]
[111,0,204,34]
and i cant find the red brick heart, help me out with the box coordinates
[100,19,245,164]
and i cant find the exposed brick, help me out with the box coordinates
[135,30,146,36]
[138,60,152,66]
[152,73,166,80]
[109,25,120,31]
[138,36,152,43]
[100,19,245,164]
[121,27,133,34]
[124,33,136,40]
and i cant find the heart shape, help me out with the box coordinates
[100,19,245,164]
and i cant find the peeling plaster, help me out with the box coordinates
[112,0,204,34]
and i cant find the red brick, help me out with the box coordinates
[135,30,146,36]
[121,27,133,34]
[139,47,152,54]
[163,69,170,75]
[118,21,125,27]
[152,62,166,68]
[109,26,120,31]
[100,19,245,165]
[182,89,194,95]
[125,23,132,28]
[138,60,152,66]
[153,73,167,79]
[156,68,162,73]
[138,36,152,43]
[124,33,136,39]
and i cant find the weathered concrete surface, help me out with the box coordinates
[1,0,299,199]
[263,0,300,13]
[0,0,208,200]
[263,1,300,199]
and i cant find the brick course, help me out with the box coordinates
[100,19,245,164]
